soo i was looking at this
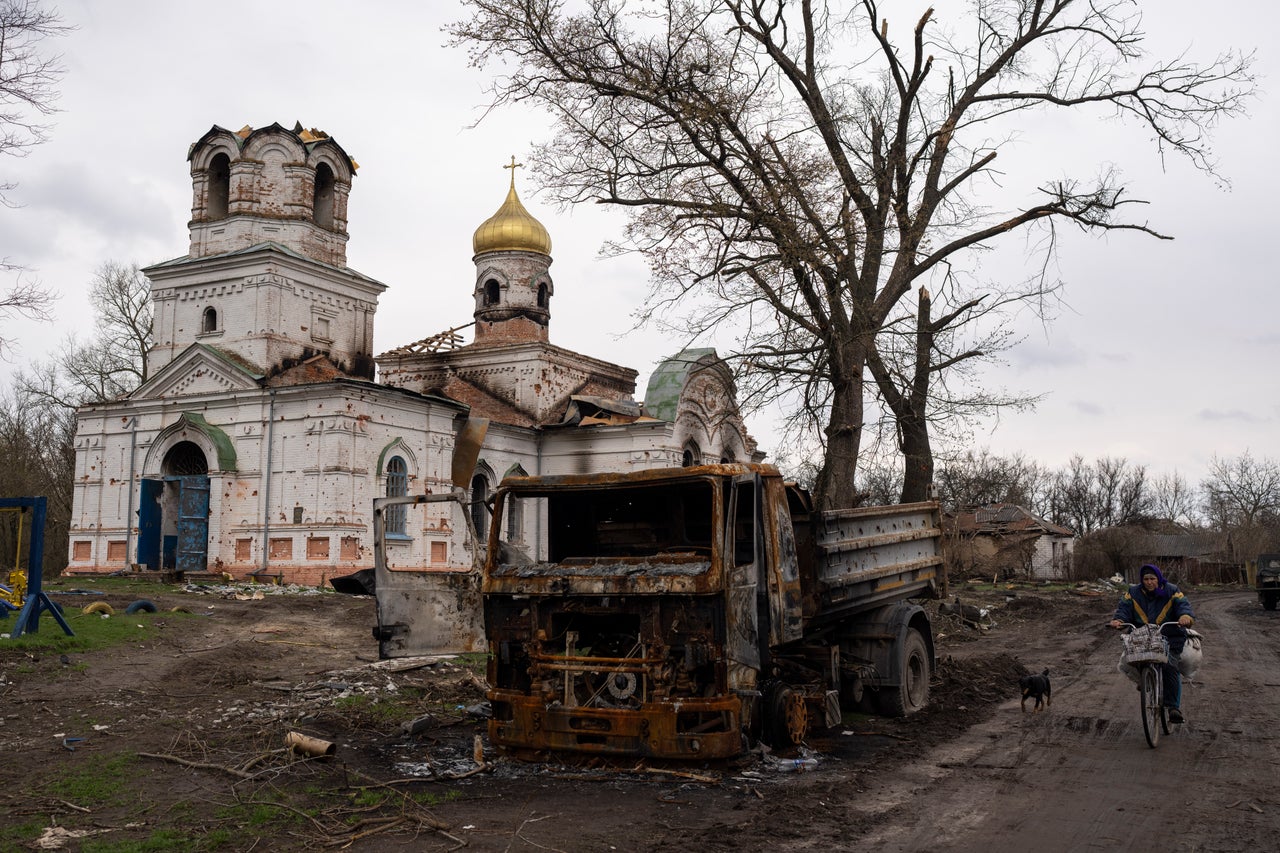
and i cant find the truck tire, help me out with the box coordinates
[762,681,809,747]
[875,628,930,717]
[1264,593,1278,611]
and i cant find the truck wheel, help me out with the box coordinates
[1264,593,1278,611]
[762,682,808,747]
[875,628,930,717]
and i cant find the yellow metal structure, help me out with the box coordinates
[0,507,27,608]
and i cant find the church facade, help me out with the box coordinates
[67,123,757,589]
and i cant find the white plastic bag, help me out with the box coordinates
[1178,629,1204,680]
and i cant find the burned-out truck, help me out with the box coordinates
[482,462,943,759]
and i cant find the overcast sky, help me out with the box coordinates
[1,0,1274,488]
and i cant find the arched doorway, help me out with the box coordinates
[138,441,211,573]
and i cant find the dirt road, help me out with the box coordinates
[833,590,1279,852]
[3,584,1278,851]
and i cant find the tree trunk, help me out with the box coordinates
[900,286,935,503]
[814,360,865,511]
[899,410,934,503]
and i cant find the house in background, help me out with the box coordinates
[1123,531,1234,585]
[67,122,758,612]
[946,503,1075,581]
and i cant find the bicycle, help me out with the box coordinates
[1115,621,1185,748]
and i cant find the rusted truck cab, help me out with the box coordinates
[482,463,942,760]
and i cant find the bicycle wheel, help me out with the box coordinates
[1140,665,1161,748]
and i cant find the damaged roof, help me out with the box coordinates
[950,503,1075,538]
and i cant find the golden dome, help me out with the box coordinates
[472,163,552,256]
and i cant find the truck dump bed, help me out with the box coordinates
[809,501,944,624]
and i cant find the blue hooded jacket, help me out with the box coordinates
[1114,563,1195,650]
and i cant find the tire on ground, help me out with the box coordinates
[875,627,931,717]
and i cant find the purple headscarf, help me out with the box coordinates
[1140,563,1169,597]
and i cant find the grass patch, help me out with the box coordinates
[80,827,204,852]
[331,694,412,727]
[455,652,489,675]
[214,798,307,830]
[2,608,195,654]
[0,817,45,850]
[44,576,185,596]
[959,580,1077,593]
[44,752,139,808]
[350,789,389,808]
[413,788,464,807]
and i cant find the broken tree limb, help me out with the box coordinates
[138,751,255,780]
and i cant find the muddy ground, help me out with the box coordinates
[2,580,1276,851]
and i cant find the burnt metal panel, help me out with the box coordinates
[372,491,486,657]
[812,501,943,621]
[723,475,760,688]
[764,476,805,644]
[488,691,743,758]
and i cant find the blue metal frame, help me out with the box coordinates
[4,497,74,639]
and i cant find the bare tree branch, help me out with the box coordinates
[450,0,1254,507]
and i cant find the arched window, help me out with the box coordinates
[313,162,335,228]
[208,153,230,220]
[385,456,408,535]
[470,473,491,542]
[536,282,548,308]
[484,279,500,306]
[682,441,701,468]
[163,440,209,476]
[202,307,218,333]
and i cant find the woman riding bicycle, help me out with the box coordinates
[1109,563,1195,723]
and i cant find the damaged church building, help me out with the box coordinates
[66,123,758,594]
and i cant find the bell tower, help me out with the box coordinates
[187,122,356,267]
[143,123,384,380]
[470,158,553,346]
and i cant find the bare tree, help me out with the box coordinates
[1,0,69,351]
[451,0,1253,508]
[1202,452,1280,528]
[0,379,75,575]
[85,261,152,387]
[0,273,53,355]
[1046,454,1148,534]
[1149,470,1199,528]
[15,261,152,406]
[935,448,1048,514]
[0,0,66,189]
[868,280,1044,501]
[1201,451,1280,562]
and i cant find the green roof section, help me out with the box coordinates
[643,348,718,422]
[376,438,407,477]
[178,411,237,472]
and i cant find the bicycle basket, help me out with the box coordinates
[1121,627,1169,665]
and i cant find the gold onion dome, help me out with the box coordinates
[472,162,552,256]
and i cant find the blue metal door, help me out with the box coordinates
[137,479,164,570]
[175,475,210,573]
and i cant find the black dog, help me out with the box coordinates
[1020,668,1052,713]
